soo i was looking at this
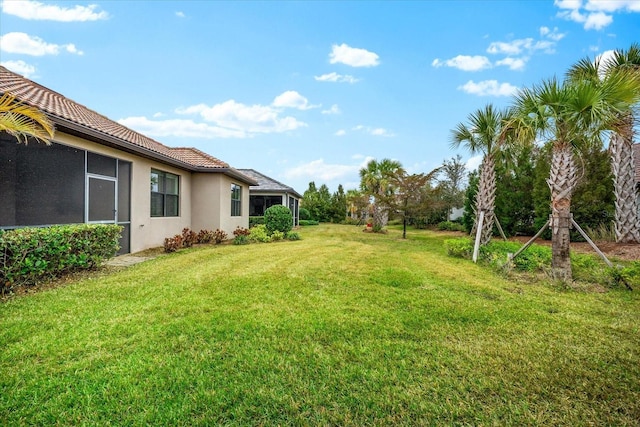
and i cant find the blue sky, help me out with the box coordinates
[1,0,639,194]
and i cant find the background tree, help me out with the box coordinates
[438,155,467,221]
[382,168,441,238]
[0,92,54,144]
[511,74,638,281]
[346,189,369,222]
[568,45,640,243]
[329,184,347,223]
[359,158,403,228]
[451,104,511,245]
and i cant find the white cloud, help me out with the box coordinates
[334,129,347,136]
[540,26,566,41]
[458,80,519,97]
[432,55,491,71]
[176,11,185,18]
[465,155,483,172]
[272,90,318,110]
[117,116,247,139]
[487,39,533,55]
[352,125,395,137]
[0,59,36,77]
[176,99,307,134]
[1,0,108,21]
[322,104,341,115]
[314,72,359,83]
[554,0,633,30]
[0,32,83,56]
[284,158,368,182]
[495,57,527,71]
[329,43,380,67]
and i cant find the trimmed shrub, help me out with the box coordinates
[299,208,311,221]
[213,229,228,244]
[196,229,214,244]
[437,221,466,232]
[249,224,272,243]
[299,220,319,226]
[286,232,301,241]
[0,224,121,292]
[264,205,293,235]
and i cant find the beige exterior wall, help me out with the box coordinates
[50,131,248,253]
[192,173,250,236]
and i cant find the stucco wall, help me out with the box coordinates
[51,132,192,253]
[192,173,250,236]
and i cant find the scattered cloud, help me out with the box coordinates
[117,116,247,139]
[0,59,36,77]
[465,155,483,172]
[329,43,380,67]
[284,156,373,182]
[1,0,108,21]
[352,125,395,137]
[272,90,318,110]
[431,55,491,71]
[554,0,639,30]
[322,104,341,115]
[175,97,307,135]
[334,129,347,136]
[458,80,519,97]
[539,26,566,41]
[0,32,83,56]
[176,11,185,18]
[495,57,527,71]
[314,72,359,83]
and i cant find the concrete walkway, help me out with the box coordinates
[106,254,156,268]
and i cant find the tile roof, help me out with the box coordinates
[0,66,235,172]
[237,169,301,197]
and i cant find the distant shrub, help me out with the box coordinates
[233,235,249,245]
[249,216,265,227]
[444,238,473,258]
[0,224,121,293]
[264,205,293,235]
[299,208,311,221]
[164,235,183,253]
[286,232,301,241]
[196,229,214,244]
[249,224,272,243]
[181,228,197,248]
[299,220,319,226]
[213,229,228,244]
[437,221,466,232]
[233,227,250,237]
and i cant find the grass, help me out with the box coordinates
[1,224,639,426]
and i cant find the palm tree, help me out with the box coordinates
[450,104,510,245]
[511,74,640,281]
[359,158,403,229]
[567,45,640,243]
[0,92,54,144]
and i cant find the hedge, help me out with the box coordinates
[0,224,122,293]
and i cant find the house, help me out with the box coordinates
[0,66,257,254]
[237,169,301,226]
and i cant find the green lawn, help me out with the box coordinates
[1,224,639,426]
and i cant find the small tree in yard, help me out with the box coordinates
[264,205,293,235]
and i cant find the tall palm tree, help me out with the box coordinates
[511,74,639,281]
[567,45,640,243]
[359,158,403,228]
[450,104,510,245]
[0,92,54,144]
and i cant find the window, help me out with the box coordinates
[231,183,242,216]
[151,169,179,217]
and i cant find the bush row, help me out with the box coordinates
[0,224,121,293]
[164,228,228,253]
[443,237,640,288]
[232,225,300,245]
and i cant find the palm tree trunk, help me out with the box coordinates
[549,144,576,282]
[472,156,497,245]
[610,115,640,243]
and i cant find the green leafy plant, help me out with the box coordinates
[249,224,272,243]
[233,235,249,245]
[264,205,293,235]
[286,232,301,241]
[271,230,284,241]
